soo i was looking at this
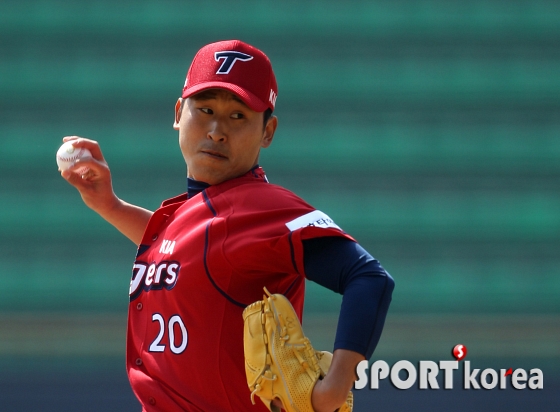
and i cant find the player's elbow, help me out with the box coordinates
[385,272,395,297]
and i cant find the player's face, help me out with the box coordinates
[176,89,277,185]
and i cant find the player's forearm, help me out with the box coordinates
[96,197,153,246]
[58,137,152,244]
[312,349,364,412]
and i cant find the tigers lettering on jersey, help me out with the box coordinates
[129,260,180,300]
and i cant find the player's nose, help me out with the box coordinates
[207,120,227,142]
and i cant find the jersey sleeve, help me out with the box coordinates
[284,209,356,276]
[204,183,354,307]
[303,236,395,359]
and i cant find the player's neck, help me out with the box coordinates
[186,165,264,198]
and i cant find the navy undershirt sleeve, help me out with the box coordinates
[303,237,394,359]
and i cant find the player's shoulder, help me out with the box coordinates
[239,180,309,206]
[211,179,312,212]
[248,179,305,199]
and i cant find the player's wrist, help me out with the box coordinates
[92,193,122,215]
[311,378,348,412]
[73,185,112,214]
[311,349,363,411]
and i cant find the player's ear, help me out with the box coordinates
[261,115,277,148]
[173,98,183,130]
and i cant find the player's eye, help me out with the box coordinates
[200,108,213,114]
[231,113,245,119]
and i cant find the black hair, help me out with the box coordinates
[263,108,273,128]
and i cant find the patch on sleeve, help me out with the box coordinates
[285,210,341,232]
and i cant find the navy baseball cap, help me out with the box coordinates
[182,40,278,112]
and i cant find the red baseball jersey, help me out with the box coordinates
[127,167,353,411]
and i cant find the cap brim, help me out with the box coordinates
[182,82,269,112]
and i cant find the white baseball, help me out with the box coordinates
[56,141,92,174]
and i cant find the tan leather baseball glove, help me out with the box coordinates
[242,288,353,412]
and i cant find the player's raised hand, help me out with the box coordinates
[58,136,119,216]
[57,136,153,245]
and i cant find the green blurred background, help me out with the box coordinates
[1,0,558,410]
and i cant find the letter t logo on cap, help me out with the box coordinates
[214,51,253,74]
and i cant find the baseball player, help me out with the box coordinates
[60,40,394,412]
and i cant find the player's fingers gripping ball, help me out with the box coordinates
[243,288,353,412]
[56,141,91,176]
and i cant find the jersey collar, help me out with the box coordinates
[186,165,267,199]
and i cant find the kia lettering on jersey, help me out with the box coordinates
[129,260,181,301]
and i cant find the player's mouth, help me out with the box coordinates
[201,149,228,160]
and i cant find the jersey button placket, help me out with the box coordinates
[136,302,143,311]
[135,358,143,366]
